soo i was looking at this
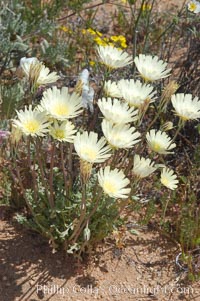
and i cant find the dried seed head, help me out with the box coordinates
[29,62,43,90]
[160,81,179,111]
[161,121,174,132]
[80,160,93,183]
[74,80,83,96]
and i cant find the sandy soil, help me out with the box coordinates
[1,206,200,301]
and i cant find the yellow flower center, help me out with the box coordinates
[54,129,65,139]
[109,134,124,149]
[179,115,189,121]
[142,75,152,83]
[82,148,97,161]
[152,142,162,152]
[162,177,170,187]
[104,181,117,194]
[53,104,69,116]
[114,134,124,142]
[189,3,197,11]
[24,120,40,133]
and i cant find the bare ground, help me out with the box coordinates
[1,206,200,301]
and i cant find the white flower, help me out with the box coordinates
[20,57,39,76]
[146,129,176,154]
[187,0,200,13]
[13,105,50,137]
[20,57,59,86]
[37,64,60,86]
[117,79,156,108]
[103,80,121,98]
[160,168,178,190]
[102,119,141,149]
[49,120,76,142]
[98,166,131,199]
[77,69,94,112]
[40,86,83,120]
[98,98,138,124]
[82,87,94,112]
[74,131,111,164]
[134,54,171,81]
[79,68,90,86]
[96,45,132,69]
[133,155,157,178]
[171,93,200,121]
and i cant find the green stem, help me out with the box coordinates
[27,137,38,203]
[145,106,161,135]
[60,142,69,198]
[72,187,103,244]
[162,194,171,221]
[35,139,52,208]
[68,143,73,192]
[11,163,47,234]
[132,0,146,73]
[69,183,87,242]
[155,1,186,44]
[31,157,39,204]
[142,0,156,54]
[49,142,55,208]
[13,163,33,213]
[171,119,184,144]
[27,137,31,166]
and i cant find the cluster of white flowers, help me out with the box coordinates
[13,86,82,142]
[13,44,200,197]
[103,79,156,109]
